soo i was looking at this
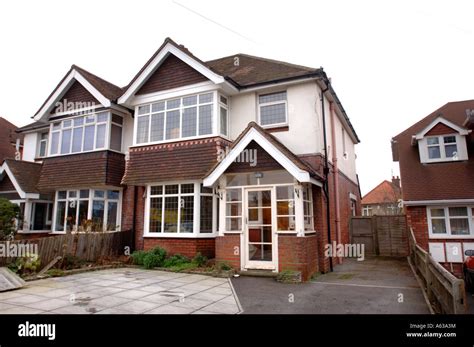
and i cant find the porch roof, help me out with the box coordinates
[203,122,323,187]
[0,159,42,199]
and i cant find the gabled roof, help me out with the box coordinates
[362,180,401,205]
[0,159,42,198]
[393,99,474,141]
[414,116,469,141]
[203,121,323,187]
[33,65,123,121]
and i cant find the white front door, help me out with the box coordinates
[244,187,276,270]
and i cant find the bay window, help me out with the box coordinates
[135,92,229,145]
[146,182,217,236]
[428,206,474,238]
[49,112,123,155]
[54,189,121,232]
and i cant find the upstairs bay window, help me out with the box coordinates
[49,112,123,156]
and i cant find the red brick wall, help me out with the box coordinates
[215,234,241,269]
[144,238,215,259]
[278,234,318,281]
[134,186,146,251]
[406,206,429,250]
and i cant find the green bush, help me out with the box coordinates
[131,251,147,265]
[150,247,167,264]
[16,253,41,274]
[163,254,190,268]
[61,254,84,270]
[192,252,207,267]
[217,262,232,271]
[0,198,20,240]
[143,252,162,269]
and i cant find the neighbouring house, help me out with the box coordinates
[361,177,402,216]
[0,117,22,163]
[0,37,361,280]
[392,100,474,276]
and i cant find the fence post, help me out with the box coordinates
[424,255,433,303]
[452,279,467,314]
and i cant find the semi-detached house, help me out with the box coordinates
[0,38,361,280]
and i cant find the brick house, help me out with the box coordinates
[392,100,474,276]
[361,177,402,216]
[0,38,361,280]
[0,117,22,163]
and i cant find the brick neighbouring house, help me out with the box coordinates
[392,100,474,276]
[0,37,361,280]
[0,117,23,163]
[361,177,402,216]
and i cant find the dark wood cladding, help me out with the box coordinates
[226,141,283,173]
[122,137,230,185]
[136,54,208,95]
[50,80,100,114]
[37,151,125,192]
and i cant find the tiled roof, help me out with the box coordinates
[362,180,401,205]
[0,118,21,162]
[3,159,42,194]
[71,65,123,101]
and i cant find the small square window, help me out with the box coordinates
[199,93,213,103]
[58,191,67,199]
[94,190,105,198]
[151,186,163,195]
[152,102,165,113]
[165,185,179,195]
[138,105,150,115]
[428,146,441,159]
[80,190,89,199]
[181,184,194,194]
[427,137,439,145]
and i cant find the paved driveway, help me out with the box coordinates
[0,268,241,314]
[232,257,430,314]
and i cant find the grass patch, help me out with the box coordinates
[337,273,355,280]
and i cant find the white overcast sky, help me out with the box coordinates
[0,0,473,195]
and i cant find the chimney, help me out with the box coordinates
[391,176,400,188]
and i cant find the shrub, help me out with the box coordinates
[150,247,167,264]
[143,253,162,269]
[0,198,20,240]
[131,250,147,265]
[16,252,41,274]
[163,254,190,268]
[217,262,232,271]
[192,252,207,267]
[61,254,84,270]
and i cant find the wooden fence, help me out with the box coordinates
[408,227,467,314]
[350,215,408,257]
[0,230,133,270]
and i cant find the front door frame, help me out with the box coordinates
[242,186,278,271]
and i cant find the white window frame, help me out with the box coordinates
[420,133,467,163]
[52,188,122,233]
[143,181,217,238]
[37,132,49,158]
[134,91,226,146]
[48,111,123,157]
[427,206,474,239]
[257,91,288,128]
[218,94,229,138]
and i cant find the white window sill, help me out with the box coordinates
[143,233,217,238]
[17,230,51,234]
[132,134,218,148]
[429,234,474,239]
[259,123,288,129]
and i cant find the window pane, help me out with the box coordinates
[260,103,286,126]
[55,201,66,231]
[199,104,212,135]
[167,98,180,109]
[220,107,228,136]
[52,122,61,130]
[226,203,242,217]
[152,102,165,113]
[180,196,194,233]
[50,132,60,155]
[150,113,164,142]
[259,92,287,104]
[277,201,295,216]
[164,197,178,232]
[445,144,457,158]
[97,112,108,123]
[95,123,106,149]
[107,201,118,231]
[226,189,242,202]
[450,218,469,235]
[199,93,213,103]
[276,186,294,200]
[58,191,67,199]
[149,197,162,233]
[63,120,72,128]
[74,117,84,126]
[165,110,180,139]
[449,207,467,217]
[77,201,89,231]
[138,105,150,115]
[182,107,197,137]
[39,139,47,157]
[137,115,150,144]
[66,199,77,232]
[183,95,197,106]
[150,186,163,195]
[83,125,95,151]
[427,137,439,145]
[277,216,296,231]
[165,185,178,195]
[107,190,120,200]
[220,95,228,105]
[94,190,105,198]
[428,146,441,159]
[430,208,445,217]
[443,136,456,143]
[112,114,123,125]
[200,196,213,233]
[72,127,83,153]
[181,184,194,194]
[85,115,95,123]
[92,201,104,231]
[431,219,446,234]
[110,124,122,151]
[60,129,72,154]
[226,217,241,231]
[80,190,89,199]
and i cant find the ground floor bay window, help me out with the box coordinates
[144,182,218,237]
[428,206,474,238]
[53,189,121,232]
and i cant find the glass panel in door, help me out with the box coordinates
[247,190,272,262]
